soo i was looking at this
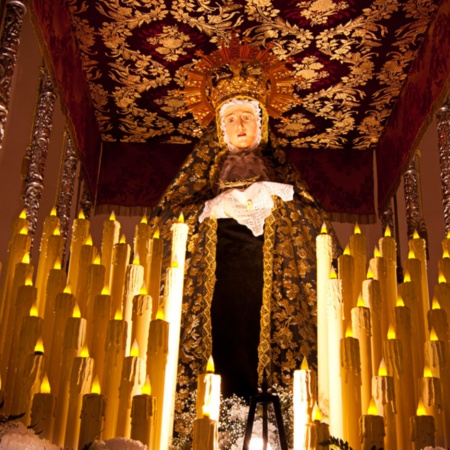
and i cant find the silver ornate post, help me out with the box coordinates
[22,65,56,242]
[380,199,394,237]
[80,177,93,220]
[56,130,78,263]
[403,149,429,247]
[0,0,27,150]
[436,100,450,234]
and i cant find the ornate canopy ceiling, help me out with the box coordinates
[29,0,450,221]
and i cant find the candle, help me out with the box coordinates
[351,296,372,414]
[131,286,152,365]
[349,223,367,303]
[427,297,449,341]
[379,226,398,330]
[411,399,435,450]
[369,247,389,340]
[67,210,90,291]
[64,348,95,450]
[326,269,344,440]
[79,376,106,450]
[102,312,128,439]
[362,271,383,374]
[89,289,111,384]
[433,275,450,326]
[160,215,188,450]
[372,359,396,450]
[316,223,333,419]
[196,356,221,421]
[123,256,144,353]
[360,398,385,450]
[116,341,146,438]
[149,228,163,319]
[294,357,317,450]
[75,235,98,316]
[192,411,218,450]
[101,211,121,288]
[10,208,28,236]
[130,377,156,448]
[147,307,169,450]
[30,374,55,440]
[134,215,152,293]
[340,326,362,450]
[337,244,355,329]
[110,235,131,318]
[306,404,330,450]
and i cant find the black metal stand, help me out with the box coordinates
[242,384,288,450]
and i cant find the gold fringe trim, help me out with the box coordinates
[258,198,277,386]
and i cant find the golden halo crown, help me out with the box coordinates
[177,33,299,126]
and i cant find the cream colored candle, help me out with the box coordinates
[294,357,317,450]
[10,208,28,236]
[424,330,450,446]
[369,247,389,340]
[123,256,144,353]
[89,289,111,384]
[64,348,95,450]
[316,223,333,419]
[427,297,448,341]
[101,211,121,288]
[393,297,418,405]
[13,339,46,423]
[349,223,367,302]
[362,271,383,374]
[67,210,90,291]
[79,376,106,450]
[411,400,436,450]
[75,235,98,315]
[53,309,87,446]
[47,291,77,393]
[149,228,163,319]
[85,256,106,347]
[379,227,398,328]
[437,247,450,286]
[372,359,396,450]
[42,260,66,354]
[441,230,450,257]
[306,404,330,450]
[360,399,385,450]
[30,374,55,440]
[134,215,152,293]
[130,378,156,448]
[433,276,450,325]
[340,327,362,450]
[196,356,221,421]
[102,312,128,439]
[192,412,218,450]
[160,216,188,450]
[420,366,445,447]
[147,307,169,450]
[0,224,31,324]
[116,341,146,438]
[384,327,411,450]
[338,245,355,329]
[110,235,131,318]
[36,228,63,317]
[351,297,372,415]
[131,286,152,364]
[326,269,344,440]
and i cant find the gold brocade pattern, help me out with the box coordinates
[258,198,276,386]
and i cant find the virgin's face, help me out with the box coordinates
[222,104,259,150]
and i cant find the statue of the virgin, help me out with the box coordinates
[149,34,340,418]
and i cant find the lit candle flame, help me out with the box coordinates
[53,227,61,236]
[133,254,140,265]
[357,295,365,307]
[354,222,361,235]
[19,225,28,235]
[54,258,61,270]
[84,234,93,246]
[178,213,185,223]
[367,398,378,415]
[343,244,350,256]
[438,271,447,284]
[30,304,38,317]
[366,268,374,279]
[19,209,27,219]
[384,225,391,237]
[374,246,381,258]
[142,376,151,395]
[443,248,450,259]
[320,222,328,234]
[101,285,109,295]
[345,323,353,338]
[40,374,51,394]
[447,230,450,239]
[64,284,72,294]
[202,405,211,418]
[109,211,116,221]
[403,270,411,283]
[119,234,126,244]
[93,254,101,265]
[408,249,416,259]
[34,337,44,354]
[329,268,337,279]
[396,296,405,307]
[431,297,441,310]
[430,327,438,342]
[423,365,433,378]
[73,303,81,318]
[301,356,309,371]
[25,275,33,286]
[206,356,215,373]
[141,215,148,224]
[387,324,396,340]
[172,260,179,269]
[114,309,123,320]
[78,210,85,220]
[416,399,427,416]
[378,359,387,376]
[413,229,420,239]
[22,253,30,264]
[130,340,140,358]
[312,402,322,422]
[80,345,90,358]
[156,306,165,321]
[153,228,160,239]
[91,375,101,394]
[50,207,57,216]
